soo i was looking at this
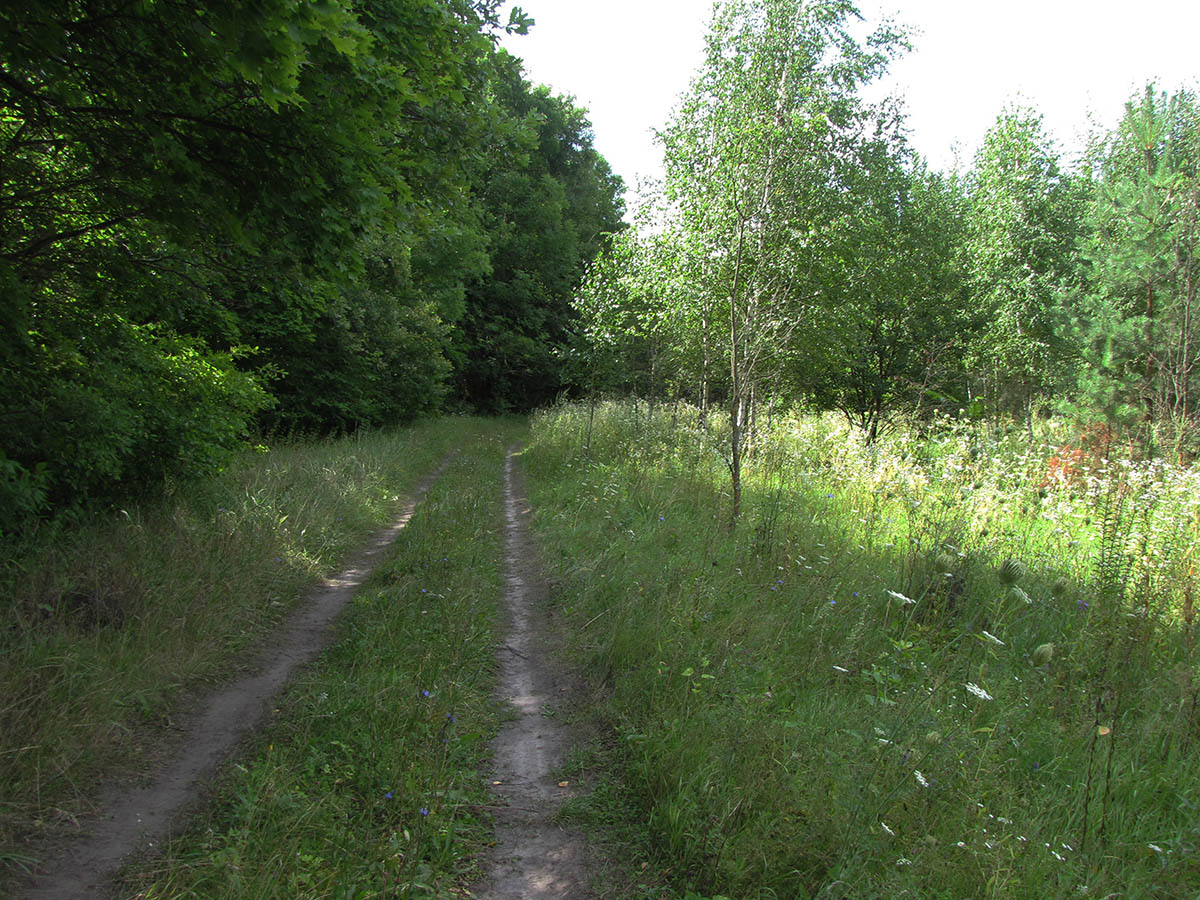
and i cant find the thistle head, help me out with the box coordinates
[1032,642,1055,667]
[998,557,1026,586]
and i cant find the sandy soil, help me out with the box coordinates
[13,453,456,900]
[467,447,593,899]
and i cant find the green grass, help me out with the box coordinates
[116,418,521,898]
[524,400,1200,900]
[0,417,477,885]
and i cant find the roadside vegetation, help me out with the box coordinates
[526,400,1200,899]
[0,418,472,887]
[115,420,518,899]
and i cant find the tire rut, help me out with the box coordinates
[15,451,458,900]
[469,446,591,899]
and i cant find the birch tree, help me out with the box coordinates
[658,0,903,520]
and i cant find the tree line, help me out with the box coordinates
[0,0,624,536]
[576,0,1200,514]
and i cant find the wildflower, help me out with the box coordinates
[914,770,929,787]
[887,589,917,605]
[422,690,431,698]
[385,791,393,799]
[981,630,1005,646]
[965,682,994,701]
[895,857,912,866]
[1076,599,1089,611]
[420,807,429,816]
[880,821,895,836]
[1148,843,1164,853]
[832,665,849,673]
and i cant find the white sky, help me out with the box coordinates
[499,1,1200,213]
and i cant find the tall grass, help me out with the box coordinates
[0,418,470,881]
[525,400,1200,899]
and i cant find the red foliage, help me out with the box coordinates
[1040,423,1114,491]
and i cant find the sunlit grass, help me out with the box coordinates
[526,400,1200,900]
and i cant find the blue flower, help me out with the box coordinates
[420,807,429,816]
[385,791,393,799]
[422,690,431,698]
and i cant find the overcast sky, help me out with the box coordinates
[499,0,1200,212]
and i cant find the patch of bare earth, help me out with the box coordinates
[468,447,592,899]
[13,452,456,900]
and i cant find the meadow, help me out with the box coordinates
[524,400,1200,899]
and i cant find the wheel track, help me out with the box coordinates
[470,445,591,899]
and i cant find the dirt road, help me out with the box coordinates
[16,454,456,900]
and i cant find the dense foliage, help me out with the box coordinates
[0,0,622,536]
[574,0,1200,481]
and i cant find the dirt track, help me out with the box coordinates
[15,453,456,900]
[468,447,592,899]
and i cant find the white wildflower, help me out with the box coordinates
[887,589,917,605]
[880,821,895,836]
[832,665,849,673]
[965,682,994,701]
[981,630,1005,646]
[895,857,912,867]
[1148,843,1164,853]
[914,770,929,787]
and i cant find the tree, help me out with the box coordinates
[0,0,540,533]
[796,142,969,440]
[1077,85,1200,448]
[658,0,904,519]
[453,52,625,412]
[961,108,1084,428]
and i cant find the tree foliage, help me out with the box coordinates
[0,1,620,535]
[961,108,1084,422]
[1077,86,1200,442]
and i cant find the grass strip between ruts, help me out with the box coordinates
[114,419,521,899]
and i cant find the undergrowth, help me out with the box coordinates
[526,400,1200,900]
[116,420,518,898]
[0,417,471,887]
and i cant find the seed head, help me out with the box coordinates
[998,558,1026,586]
[1032,642,1055,667]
